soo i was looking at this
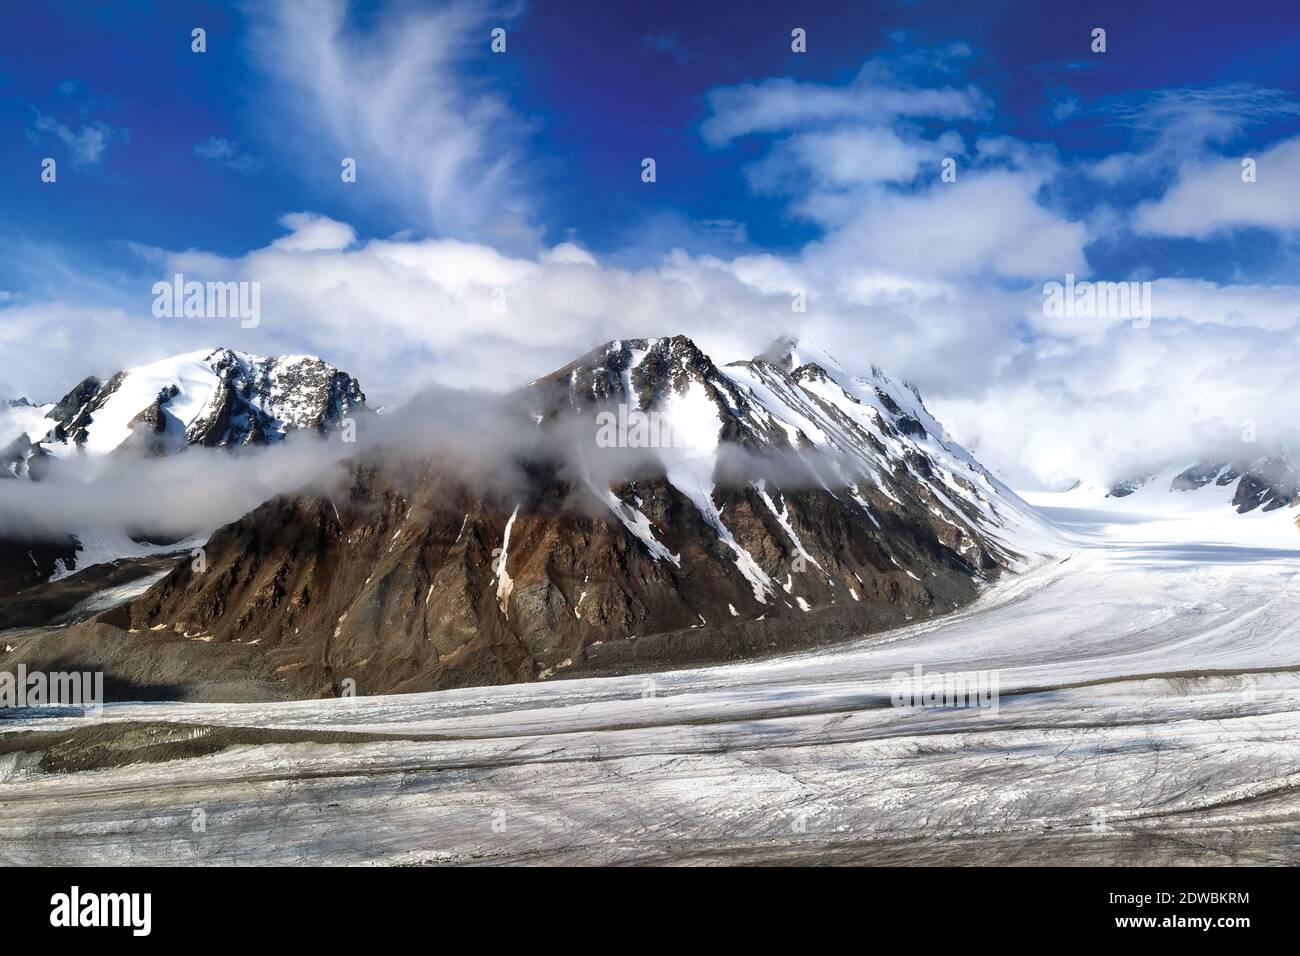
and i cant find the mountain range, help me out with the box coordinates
[3,334,1295,701]
[1107,456,1299,513]
[1,335,1053,699]
[97,335,1050,696]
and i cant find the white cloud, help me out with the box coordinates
[193,137,264,175]
[271,213,358,252]
[1134,135,1300,238]
[8,214,1300,493]
[807,170,1088,279]
[1147,278,1300,330]
[701,66,990,147]
[938,319,1300,488]
[746,127,951,194]
[243,0,536,242]
[30,112,124,166]
[700,53,1086,283]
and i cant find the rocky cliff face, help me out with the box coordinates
[0,532,77,596]
[113,335,1050,698]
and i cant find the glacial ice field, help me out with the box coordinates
[2,485,1299,865]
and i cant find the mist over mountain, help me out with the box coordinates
[0,333,1064,696]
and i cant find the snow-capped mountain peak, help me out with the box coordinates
[1106,452,1300,515]
[525,333,1053,573]
[35,347,366,460]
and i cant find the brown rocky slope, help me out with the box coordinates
[80,336,1050,700]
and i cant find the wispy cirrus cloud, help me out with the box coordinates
[1101,83,1300,144]
[30,111,125,167]
[242,0,537,244]
[27,79,128,167]
[702,74,990,148]
[193,137,264,175]
[701,42,989,148]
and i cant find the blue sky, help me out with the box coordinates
[3,0,1300,485]
[5,0,1299,264]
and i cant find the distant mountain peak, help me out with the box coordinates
[1107,452,1300,514]
[32,347,366,464]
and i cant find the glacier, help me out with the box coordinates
[1,484,1297,865]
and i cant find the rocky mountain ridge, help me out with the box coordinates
[97,334,1056,699]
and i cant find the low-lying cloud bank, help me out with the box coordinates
[0,383,873,546]
[8,211,1300,491]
